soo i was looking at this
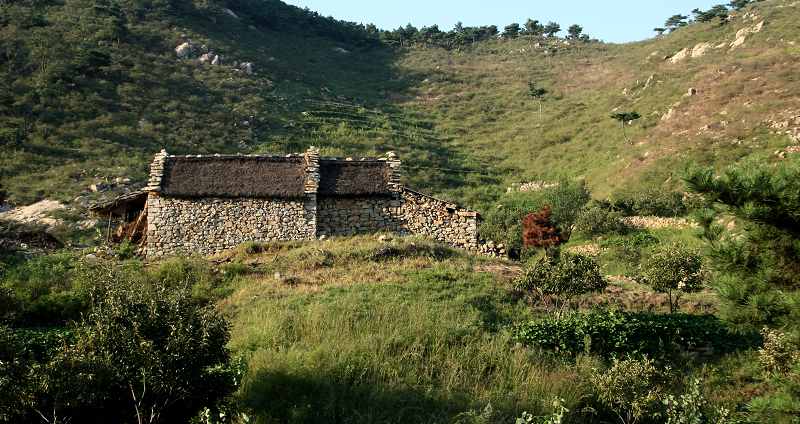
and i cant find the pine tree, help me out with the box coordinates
[665,14,689,31]
[685,159,800,330]
[567,24,583,40]
[503,23,521,38]
[524,19,544,36]
[544,22,561,38]
[610,111,641,143]
[528,81,548,120]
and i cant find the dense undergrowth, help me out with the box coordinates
[3,228,799,423]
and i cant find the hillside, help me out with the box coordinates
[394,0,800,202]
[0,0,461,204]
[2,0,800,209]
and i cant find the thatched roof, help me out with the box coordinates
[160,156,308,198]
[319,160,394,196]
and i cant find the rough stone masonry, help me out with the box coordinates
[134,147,484,257]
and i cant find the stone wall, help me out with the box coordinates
[145,194,313,257]
[317,196,404,237]
[400,189,479,250]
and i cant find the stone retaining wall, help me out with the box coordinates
[145,194,313,257]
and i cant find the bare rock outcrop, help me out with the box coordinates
[669,48,690,64]
[0,200,66,227]
[175,42,194,59]
[691,42,712,58]
[730,20,765,50]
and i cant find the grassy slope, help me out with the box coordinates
[0,0,477,204]
[394,0,800,201]
[218,237,587,422]
[3,1,799,210]
[213,235,763,423]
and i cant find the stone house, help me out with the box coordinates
[92,147,484,257]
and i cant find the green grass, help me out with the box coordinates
[5,0,800,213]
[4,235,799,422]
[216,237,592,423]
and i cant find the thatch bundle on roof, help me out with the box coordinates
[319,160,394,196]
[161,156,308,198]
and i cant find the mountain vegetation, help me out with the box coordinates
[2,0,800,423]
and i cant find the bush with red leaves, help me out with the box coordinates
[523,206,562,249]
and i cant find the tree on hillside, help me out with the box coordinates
[503,23,521,39]
[693,5,731,24]
[544,22,561,37]
[525,19,545,37]
[653,27,667,36]
[729,0,753,10]
[567,24,583,40]
[639,245,704,313]
[528,81,548,120]
[610,111,641,143]
[685,159,800,330]
[665,14,689,31]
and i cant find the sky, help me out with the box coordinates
[282,0,723,43]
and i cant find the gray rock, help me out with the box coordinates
[175,42,194,59]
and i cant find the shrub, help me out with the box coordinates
[481,180,590,256]
[638,244,704,313]
[662,378,736,424]
[574,204,628,238]
[513,310,755,358]
[522,206,562,249]
[608,188,688,217]
[591,357,666,424]
[26,280,236,424]
[758,328,800,376]
[0,325,32,423]
[515,253,607,316]
[1,251,88,326]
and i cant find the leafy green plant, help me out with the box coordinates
[574,204,628,238]
[591,356,665,424]
[607,189,688,217]
[514,310,754,358]
[638,244,704,313]
[515,253,607,316]
[514,398,568,424]
[663,378,704,424]
[481,180,590,256]
[33,279,234,424]
[758,328,800,376]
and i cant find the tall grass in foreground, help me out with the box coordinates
[228,260,593,423]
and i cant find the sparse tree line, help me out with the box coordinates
[654,0,763,35]
[378,19,592,50]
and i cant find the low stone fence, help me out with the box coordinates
[621,216,697,230]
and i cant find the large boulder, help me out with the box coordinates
[175,42,194,59]
[239,62,254,74]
